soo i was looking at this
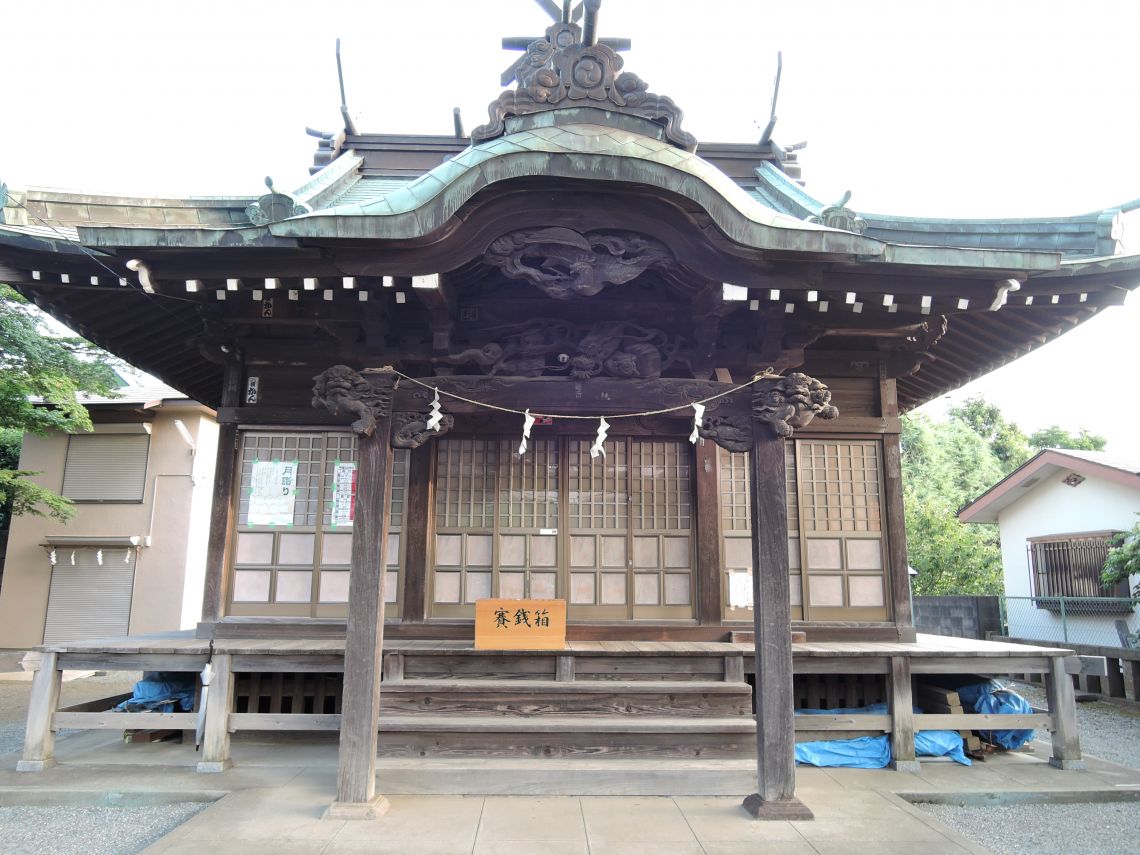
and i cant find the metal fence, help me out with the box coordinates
[1000,594,1140,648]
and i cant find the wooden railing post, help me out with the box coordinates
[889,656,918,771]
[1045,655,1084,770]
[17,650,62,771]
[197,653,234,773]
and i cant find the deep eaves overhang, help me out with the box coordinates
[3,114,1139,411]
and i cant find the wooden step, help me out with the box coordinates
[379,679,752,718]
[376,714,757,759]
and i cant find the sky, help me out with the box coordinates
[3,0,1138,452]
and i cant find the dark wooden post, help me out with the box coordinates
[742,429,812,819]
[695,373,836,820]
[881,432,914,637]
[312,366,398,819]
[695,437,723,625]
[888,655,918,771]
[201,359,243,624]
[400,445,433,623]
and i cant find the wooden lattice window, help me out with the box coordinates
[229,431,407,616]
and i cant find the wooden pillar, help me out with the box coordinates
[201,359,244,624]
[742,431,812,820]
[1104,657,1125,699]
[694,437,723,625]
[1045,655,1084,770]
[17,650,62,771]
[197,653,234,773]
[881,431,914,637]
[313,366,398,820]
[400,445,433,623]
[888,656,918,771]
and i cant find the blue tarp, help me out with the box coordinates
[956,681,1036,749]
[112,671,196,714]
[795,703,971,767]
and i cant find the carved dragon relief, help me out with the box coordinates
[484,227,673,300]
[698,373,840,451]
[392,411,455,448]
[433,318,687,380]
[471,21,696,151]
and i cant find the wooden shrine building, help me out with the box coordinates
[3,1,1138,820]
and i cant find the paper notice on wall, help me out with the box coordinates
[248,459,298,526]
[330,461,357,527]
[728,570,754,609]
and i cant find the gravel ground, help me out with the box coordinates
[1,804,208,855]
[0,669,209,855]
[915,681,1140,855]
[923,802,1140,855]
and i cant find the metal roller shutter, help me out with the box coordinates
[61,434,150,501]
[42,549,135,643]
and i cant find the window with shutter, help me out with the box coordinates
[61,434,150,501]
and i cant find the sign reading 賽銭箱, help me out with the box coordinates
[474,599,567,650]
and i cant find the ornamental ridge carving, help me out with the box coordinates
[311,365,396,437]
[434,318,687,380]
[392,411,455,448]
[698,373,840,450]
[485,227,673,300]
[471,20,696,151]
[246,178,310,226]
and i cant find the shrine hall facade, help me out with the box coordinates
[2,3,1137,820]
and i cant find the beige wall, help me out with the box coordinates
[0,405,218,648]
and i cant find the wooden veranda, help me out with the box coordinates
[21,632,1083,780]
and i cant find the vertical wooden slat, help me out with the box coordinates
[17,651,62,772]
[1045,656,1084,769]
[197,653,234,773]
[695,438,723,625]
[400,445,432,622]
[329,407,394,817]
[742,431,811,820]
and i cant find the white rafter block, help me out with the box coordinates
[358,291,369,302]
[185,279,201,292]
[32,270,41,280]
[749,299,760,311]
[818,300,829,312]
[382,276,395,288]
[1051,294,1060,304]
[303,277,318,290]
[264,278,279,289]
[118,277,128,287]
[323,290,334,302]
[90,276,99,285]
[1025,295,1034,305]
[888,303,898,313]
[784,303,795,313]
[769,288,780,300]
[215,290,226,301]
[883,294,894,306]
[853,302,863,313]
[921,295,932,308]
[957,298,970,310]
[342,276,355,289]
[288,289,299,301]
[1079,292,1088,302]
[845,291,856,304]
[412,273,439,289]
[806,290,818,302]
[396,291,407,304]
[60,273,70,284]
[252,289,263,300]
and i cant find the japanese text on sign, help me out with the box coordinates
[475,599,566,650]
[247,459,298,526]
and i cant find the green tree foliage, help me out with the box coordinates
[1102,513,1140,598]
[901,416,1004,595]
[0,285,121,523]
[948,397,1031,471]
[1027,425,1107,452]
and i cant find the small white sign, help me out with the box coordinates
[539,528,558,536]
[330,461,357,527]
[248,459,298,526]
[728,570,754,609]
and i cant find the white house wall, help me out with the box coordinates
[997,470,1140,646]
